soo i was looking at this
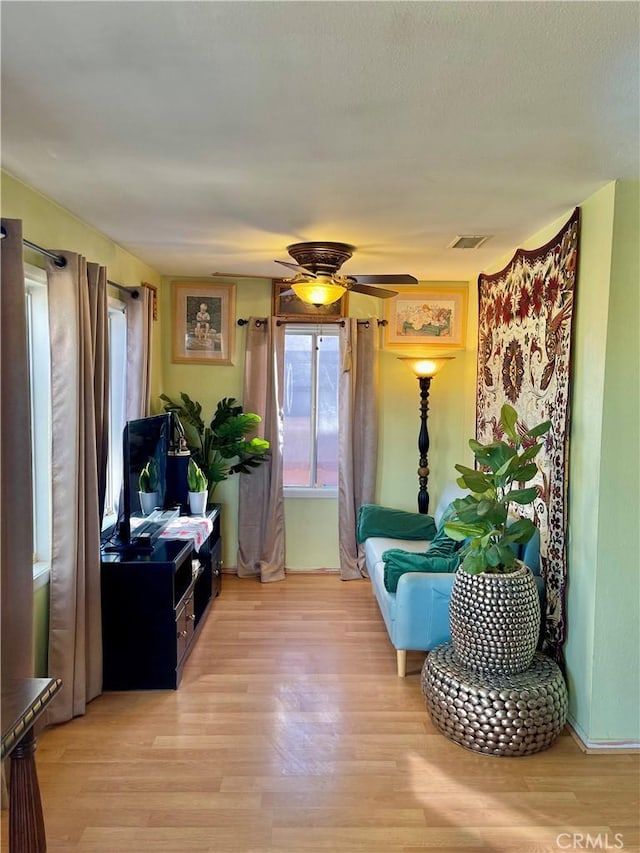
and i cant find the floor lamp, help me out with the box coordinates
[399,357,454,514]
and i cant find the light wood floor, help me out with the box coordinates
[2,574,638,852]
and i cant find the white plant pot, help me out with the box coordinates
[138,491,159,516]
[188,491,208,516]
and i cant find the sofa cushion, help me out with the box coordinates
[382,548,461,593]
[356,504,437,544]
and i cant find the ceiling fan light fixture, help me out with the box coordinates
[291,274,346,306]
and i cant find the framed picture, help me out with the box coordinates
[171,281,236,365]
[272,280,348,320]
[383,286,468,350]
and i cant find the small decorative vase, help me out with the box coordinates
[188,490,207,516]
[138,491,159,516]
[449,561,541,675]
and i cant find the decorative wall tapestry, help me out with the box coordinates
[476,208,580,663]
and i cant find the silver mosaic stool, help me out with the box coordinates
[422,643,568,756]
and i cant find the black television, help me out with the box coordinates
[118,413,172,546]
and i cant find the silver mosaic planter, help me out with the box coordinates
[449,561,541,675]
[422,644,568,756]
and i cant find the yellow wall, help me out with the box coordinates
[377,290,477,515]
[1,169,163,674]
[158,279,473,570]
[1,170,164,400]
[33,582,49,677]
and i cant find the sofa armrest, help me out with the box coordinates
[393,572,457,650]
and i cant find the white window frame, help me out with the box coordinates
[25,263,51,588]
[102,297,128,532]
[283,323,339,499]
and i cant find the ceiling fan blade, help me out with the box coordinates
[349,283,398,299]
[351,274,418,285]
[274,259,317,278]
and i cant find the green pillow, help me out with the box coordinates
[357,504,437,544]
[382,549,461,593]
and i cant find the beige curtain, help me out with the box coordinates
[237,318,286,582]
[338,319,379,579]
[46,253,109,723]
[125,285,154,419]
[0,218,34,685]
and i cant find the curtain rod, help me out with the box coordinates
[0,226,139,298]
[237,318,387,327]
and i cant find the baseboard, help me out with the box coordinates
[221,567,341,575]
[284,567,340,574]
[566,718,640,753]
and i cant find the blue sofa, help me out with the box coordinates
[362,483,543,676]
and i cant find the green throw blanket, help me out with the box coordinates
[381,518,464,592]
[382,549,461,593]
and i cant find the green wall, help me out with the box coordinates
[473,181,639,745]
[591,180,639,742]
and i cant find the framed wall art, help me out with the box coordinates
[383,285,468,350]
[171,281,236,365]
[272,280,348,320]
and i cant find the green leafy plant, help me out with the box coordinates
[138,458,160,493]
[187,458,208,493]
[160,393,270,501]
[443,403,551,575]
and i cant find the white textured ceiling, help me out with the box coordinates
[1,1,638,282]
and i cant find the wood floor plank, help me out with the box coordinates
[2,573,638,853]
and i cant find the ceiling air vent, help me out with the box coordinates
[448,235,490,249]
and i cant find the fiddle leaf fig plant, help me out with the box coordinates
[160,393,270,501]
[187,458,208,494]
[138,458,159,493]
[443,403,551,575]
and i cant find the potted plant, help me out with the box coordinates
[138,458,160,516]
[160,393,270,502]
[187,458,208,515]
[443,402,551,674]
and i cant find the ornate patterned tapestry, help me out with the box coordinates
[476,208,580,662]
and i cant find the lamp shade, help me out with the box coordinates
[399,356,455,378]
[291,275,346,306]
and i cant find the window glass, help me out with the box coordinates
[283,325,339,493]
[102,300,127,531]
[25,265,51,568]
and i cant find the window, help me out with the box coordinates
[25,264,51,584]
[283,324,339,496]
[102,299,128,532]
[25,267,129,577]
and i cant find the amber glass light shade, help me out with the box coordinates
[399,356,455,378]
[291,275,346,306]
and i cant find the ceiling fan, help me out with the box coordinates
[274,241,417,306]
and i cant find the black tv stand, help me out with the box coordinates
[100,507,222,690]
